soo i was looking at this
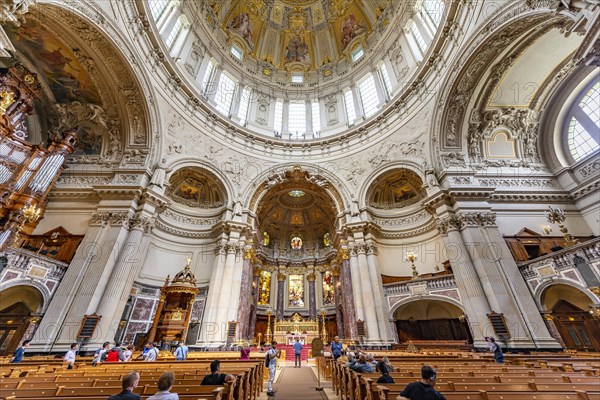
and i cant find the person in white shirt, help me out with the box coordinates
[64,342,78,369]
[266,341,281,396]
[123,344,133,361]
[143,343,160,361]
[173,343,188,361]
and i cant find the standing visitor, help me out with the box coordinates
[123,344,133,361]
[106,341,125,362]
[174,342,188,361]
[293,338,303,368]
[331,336,343,360]
[92,341,110,366]
[488,337,504,364]
[64,342,78,369]
[266,341,280,396]
[10,339,30,363]
[143,343,160,361]
[240,341,251,360]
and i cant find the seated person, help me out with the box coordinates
[381,356,394,373]
[350,354,373,373]
[367,353,377,367]
[200,359,235,385]
[108,371,141,400]
[337,349,348,364]
[398,365,446,400]
[376,361,394,384]
[147,371,179,400]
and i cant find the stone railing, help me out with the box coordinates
[1,247,69,284]
[517,237,600,296]
[383,274,457,296]
[255,246,337,265]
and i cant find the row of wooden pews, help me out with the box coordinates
[330,351,600,400]
[0,359,264,400]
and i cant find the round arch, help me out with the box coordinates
[359,160,425,210]
[0,280,50,314]
[389,295,465,319]
[30,1,161,164]
[535,280,598,312]
[165,157,236,210]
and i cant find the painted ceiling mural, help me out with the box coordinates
[5,18,102,105]
[221,0,387,70]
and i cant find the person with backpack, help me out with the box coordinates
[173,342,188,361]
[92,341,110,366]
[106,342,125,362]
[143,342,159,362]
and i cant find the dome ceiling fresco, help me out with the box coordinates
[217,0,393,72]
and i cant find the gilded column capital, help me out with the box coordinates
[307,272,316,281]
[277,273,287,281]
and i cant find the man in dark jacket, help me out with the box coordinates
[108,371,141,400]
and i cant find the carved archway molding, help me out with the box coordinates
[431,2,572,170]
[33,1,160,167]
[245,164,350,222]
[359,160,425,209]
[535,279,600,312]
[388,295,465,320]
[0,280,51,315]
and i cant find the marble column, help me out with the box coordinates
[365,241,392,343]
[332,266,345,338]
[227,242,246,324]
[199,239,227,345]
[30,211,131,353]
[475,214,560,349]
[93,218,153,347]
[340,257,357,339]
[276,272,285,320]
[348,245,365,322]
[436,215,492,348]
[308,272,317,320]
[236,249,255,340]
[215,240,239,341]
[542,314,566,348]
[248,267,261,341]
[355,241,381,342]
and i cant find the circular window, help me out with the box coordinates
[290,236,303,250]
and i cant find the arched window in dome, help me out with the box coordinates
[409,20,427,53]
[201,59,216,97]
[380,64,393,99]
[214,73,237,116]
[343,89,357,125]
[148,0,169,21]
[165,15,187,48]
[358,74,379,118]
[422,0,445,27]
[567,81,600,162]
[311,100,321,134]
[289,101,306,137]
[238,87,251,125]
[274,99,284,134]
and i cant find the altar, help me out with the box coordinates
[273,313,320,344]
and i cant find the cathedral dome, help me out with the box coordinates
[147,0,448,140]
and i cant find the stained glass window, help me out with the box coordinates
[288,274,305,307]
[258,271,271,305]
[322,271,335,306]
[291,236,303,250]
[288,190,305,197]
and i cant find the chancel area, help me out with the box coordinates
[0,0,600,398]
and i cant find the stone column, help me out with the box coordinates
[350,84,364,120]
[308,272,317,320]
[473,213,560,349]
[348,244,365,322]
[215,240,239,341]
[227,242,246,324]
[30,211,132,353]
[92,215,154,347]
[248,267,261,341]
[340,254,358,339]
[365,241,392,343]
[230,82,245,121]
[276,271,286,320]
[332,266,345,338]
[542,314,566,348]
[354,241,381,342]
[282,99,290,135]
[236,248,255,340]
[436,215,492,348]
[207,66,222,103]
[371,68,387,105]
[199,239,227,345]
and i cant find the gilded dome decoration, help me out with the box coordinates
[367,169,424,210]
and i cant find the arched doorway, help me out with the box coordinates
[0,285,44,355]
[394,299,472,343]
[541,284,600,351]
